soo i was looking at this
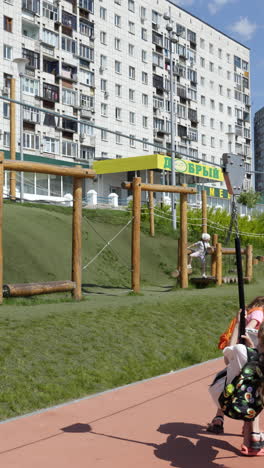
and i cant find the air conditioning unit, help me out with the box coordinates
[2,87,9,96]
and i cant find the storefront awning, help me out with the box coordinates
[93,154,224,182]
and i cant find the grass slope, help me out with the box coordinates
[1,202,264,421]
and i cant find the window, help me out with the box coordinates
[79,0,93,12]
[142,50,147,62]
[23,132,39,150]
[4,132,10,147]
[80,146,95,161]
[218,48,222,59]
[201,95,205,105]
[100,79,107,92]
[62,36,76,54]
[128,21,135,34]
[115,107,122,120]
[210,99,215,110]
[79,21,94,38]
[80,94,94,109]
[201,115,205,126]
[200,57,205,68]
[227,70,231,80]
[143,138,148,151]
[209,43,213,54]
[43,137,59,154]
[220,121,224,131]
[141,28,147,41]
[129,88,135,101]
[79,44,94,61]
[142,94,148,106]
[43,1,58,21]
[100,31,107,45]
[115,37,121,50]
[42,29,58,47]
[101,129,108,141]
[116,132,122,145]
[129,111,135,124]
[242,60,248,71]
[219,139,223,149]
[129,66,135,79]
[142,116,148,128]
[209,80,214,90]
[200,76,205,86]
[211,137,215,148]
[22,77,39,95]
[201,134,206,145]
[129,134,135,147]
[100,54,107,68]
[115,60,121,74]
[62,88,76,106]
[100,6,106,20]
[115,84,122,97]
[3,102,10,119]
[101,103,108,116]
[210,118,214,129]
[4,45,12,60]
[4,16,12,33]
[79,69,94,86]
[140,6,146,20]
[200,38,205,49]
[226,53,230,64]
[128,0,135,12]
[209,62,214,72]
[142,71,148,84]
[62,141,77,158]
[128,43,134,56]
[218,66,223,76]
[115,14,121,27]
[227,106,232,116]
[227,88,231,98]
[234,55,241,69]
[80,123,94,136]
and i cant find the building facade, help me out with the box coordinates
[0,0,252,200]
[254,106,264,193]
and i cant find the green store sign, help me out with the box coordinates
[162,156,224,182]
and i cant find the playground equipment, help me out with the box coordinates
[0,152,95,303]
[121,177,197,292]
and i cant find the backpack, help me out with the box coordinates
[218,348,264,421]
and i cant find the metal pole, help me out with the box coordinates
[20,74,24,202]
[169,33,176,230]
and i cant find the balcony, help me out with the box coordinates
[42,83,59,102]
[57,118,78,133]
[177,86,187,99]
[22,0,40,15]
[22,48,40,70]
[80,108,94,118]
[57,65,78,83]
[188,109,198,123]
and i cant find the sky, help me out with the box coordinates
[171,0,264,118]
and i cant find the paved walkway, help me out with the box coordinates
[1,358,264,468]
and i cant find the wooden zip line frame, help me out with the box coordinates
[0,152,96,304]
[122,177,197,292]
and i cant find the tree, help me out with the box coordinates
[237,190,261,209]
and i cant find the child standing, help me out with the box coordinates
[188,233,211,278]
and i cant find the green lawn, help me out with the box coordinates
[0,202,264,421]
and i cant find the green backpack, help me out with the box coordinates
[219,348,264,421]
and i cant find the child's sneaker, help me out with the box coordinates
[202,273,207,278]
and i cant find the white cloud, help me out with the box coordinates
[229,17,258,40]
[208,0,235,15]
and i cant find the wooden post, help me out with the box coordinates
[10,78,16,200]
[0,153,4,304]
[131,177,141,292]
[211,233,218,277]
[216,242,222,286]
[72,177,83,300]
[148,170,155,237]
[180,187,188,288]
[202,189,207,234]
[245,244,253,281]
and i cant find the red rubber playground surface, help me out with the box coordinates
[1,357,264,468]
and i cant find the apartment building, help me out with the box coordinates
[0,0,252,200]
[254,107,264,193]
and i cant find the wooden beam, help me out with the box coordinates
[148,170,155,237]
[131,177,141,292]
[122,181,197,194]
[211,233,218,277]
[3,160,95,179]
[3,281,76,297]
[72,177,83,300]
[180,188,188,288]
[0,153,3,304]
[216,242,222,286]
[10,78,16,201]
